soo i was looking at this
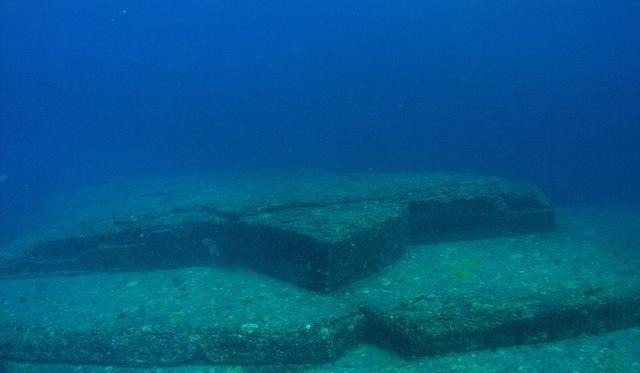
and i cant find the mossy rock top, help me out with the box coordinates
[341,208,640,355]
[0,171,554,291]
[0,267,365,365]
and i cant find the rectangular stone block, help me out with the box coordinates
[224,202,408,292]
[0,268,365,366]
[342,208,640,356]
[0,172,555,291]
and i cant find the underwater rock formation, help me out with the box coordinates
[0,267,364,366]
[0,172,554,292]
[342,211,640,356]
[1,194,640,368]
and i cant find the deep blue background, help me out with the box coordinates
[2,1,640,240]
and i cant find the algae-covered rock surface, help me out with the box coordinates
[0,205,638,370]
[310,327,640,372]
[0,267,364,366]
[3,327,640,372]
[0,172,554,291]
[341,208,640,357]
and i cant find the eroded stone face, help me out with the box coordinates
[339,208,640,357]
[2,178,640,369]
[0,172,554,291]
[0,267,366,366]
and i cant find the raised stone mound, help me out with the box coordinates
[0,267,365,366]
[341,208,640,356]
[0,172,554,291]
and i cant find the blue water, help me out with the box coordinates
[1,1,639,238]
[2,3,640,371]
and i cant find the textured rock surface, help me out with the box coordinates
[0,172,554,291]
[0,208,638,370]
[0,267,365,366]
[4,327,640,372]
[226,201,408,291]
[341,208,640,356]
[311,327,640,372]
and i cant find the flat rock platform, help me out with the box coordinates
[0,172,554,292]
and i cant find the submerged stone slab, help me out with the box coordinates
[5,327,640,372]
[310,327,640,372]
[0,362,298,373]
[225,201,408,292]
[341,208,640,356]
[0,267,365,366]
[0,172,554,291]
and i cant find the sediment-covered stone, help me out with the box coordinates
[341,208,640,356]
[310,327,640,372]
[0,267,365,366]
[0,172,554,291]
[225,201,408,291]
[4,327,640,372]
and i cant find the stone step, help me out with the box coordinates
[4,327,640,372]
[0,172,554,292]
[340,208,640,356]
[311,327,640,372]
[0,267,364,366]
